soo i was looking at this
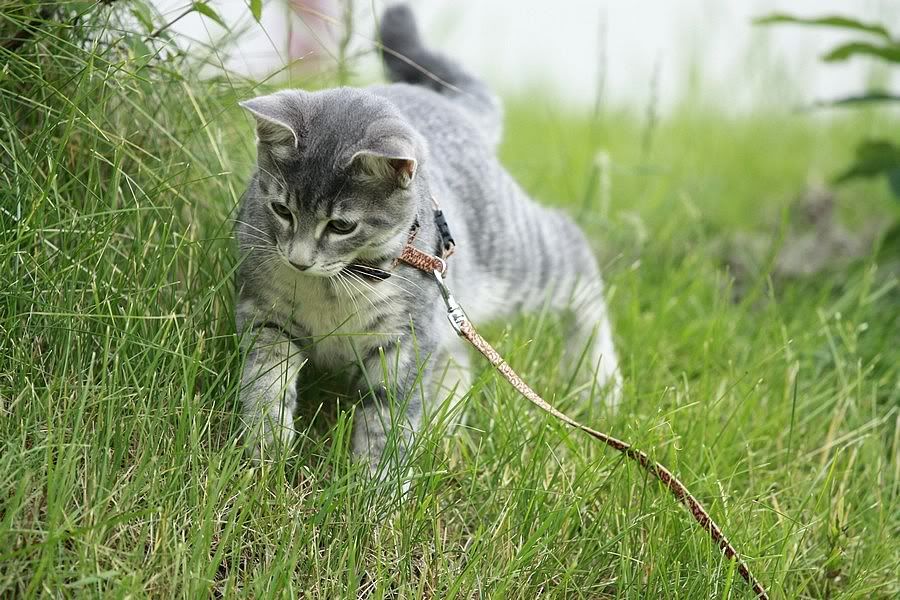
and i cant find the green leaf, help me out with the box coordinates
[124,33,152,62]
[192,2,227,29]
[250,0,262,23]
[65,571,120,589]
[129,3,155,33]
[823,41,900,63]
[754,13,892,40]
[815,92,900,108]
[888,169,900,198]
[834,140,900,200]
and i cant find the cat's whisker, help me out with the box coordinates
[373,270,425,294]
[239,235,275,248]
[235,227,270,240]
[245,250,285,274]
[238,162,289,191]
[347,272,385,312]
[346,271,392,308]
[342,272,380,313]
[240,240,273,248]
[348,269,412,303]
[336,272,363,316]
[348,264,428,295]
[364,275,413,299]
[326,275,338,298]
[233,219,271,239]
[242,245,280,257]
[326,276,347,314]
[330,271,356,313]
[271,161,290,195]
[256,165,288,188]
[334,274,355,309]
[248,260,281,280]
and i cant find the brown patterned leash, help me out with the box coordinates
[395,202,769,599]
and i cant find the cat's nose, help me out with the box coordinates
[289,260,312,271]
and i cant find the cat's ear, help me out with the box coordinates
[351,150,417,189]
[349,121,425,189]
[239,91,305,149]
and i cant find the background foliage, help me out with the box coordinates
[757,13,900,199]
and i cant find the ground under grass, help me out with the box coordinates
[1,5,898,598]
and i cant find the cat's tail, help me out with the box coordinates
[379,4,503,146]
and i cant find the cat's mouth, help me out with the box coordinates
[342,263,392,281]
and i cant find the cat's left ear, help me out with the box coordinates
[239,91,306,149]
[351,150,417,189]
[349,121,426,189]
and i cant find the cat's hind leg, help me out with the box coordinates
[516,210,622,409]
[567,279,623,409]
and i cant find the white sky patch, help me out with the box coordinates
[152,0,898,112]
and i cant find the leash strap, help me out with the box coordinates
[454,304,768,599]
[396,244,447,275]
[394,211,769,600]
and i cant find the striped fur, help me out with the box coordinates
[235,4,621,473]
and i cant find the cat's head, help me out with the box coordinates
[238,88,426,278]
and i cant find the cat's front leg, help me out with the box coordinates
[239,324,306,462]
[351,336,431,476]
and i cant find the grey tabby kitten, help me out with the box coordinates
[235,4,621,471]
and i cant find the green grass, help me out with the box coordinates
[1,3,898,598]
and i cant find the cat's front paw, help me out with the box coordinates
[242,411,296,464]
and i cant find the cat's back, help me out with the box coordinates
[369,83,497,168]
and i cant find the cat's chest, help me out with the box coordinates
[262,265,405,368]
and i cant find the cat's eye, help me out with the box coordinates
[328,220,357,235]
[271,202,293,221]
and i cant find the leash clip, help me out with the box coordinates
[433,269,466,336]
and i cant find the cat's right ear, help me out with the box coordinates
[239,91,305,149]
